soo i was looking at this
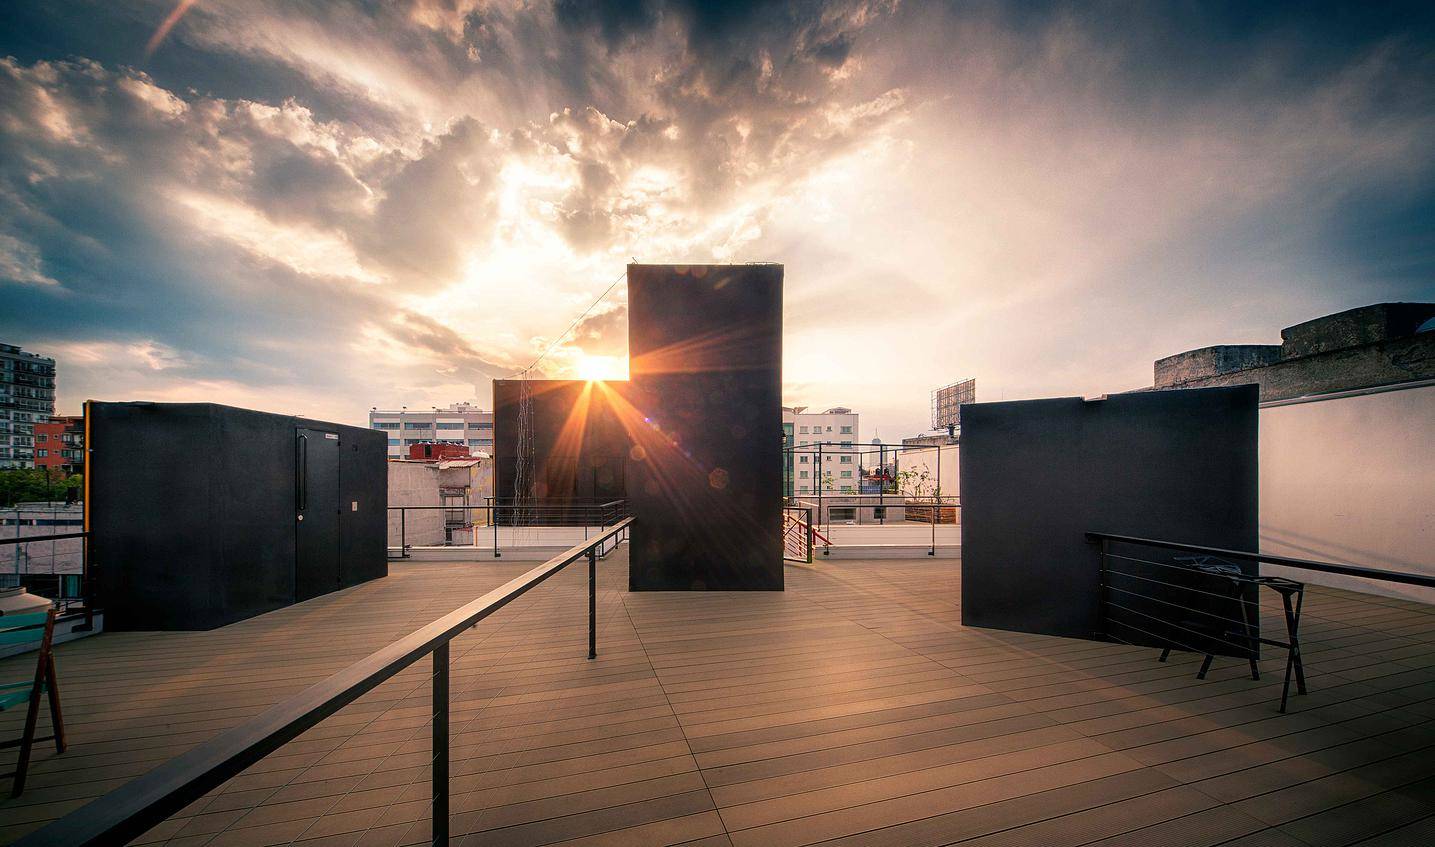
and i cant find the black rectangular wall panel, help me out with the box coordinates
[90,402,386,631]
[626,264,784,590]
[331,421,388,588]
[958,385,1259,642]
[492,379,630,524]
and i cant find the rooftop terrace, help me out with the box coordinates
[2,550,1433,846]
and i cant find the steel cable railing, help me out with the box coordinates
[1087,532,1435,713]
[15,517,632,847]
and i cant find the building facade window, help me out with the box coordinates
[841,470,853,478]
[799,470,809,478]
[387,438,400,446]
[435,422,464,430]
[372,422,400,430]
[799,426,809,433]
[840,426,853,434]
[403,422,429,430]
[830,507,855,521]
[840,455,853,463]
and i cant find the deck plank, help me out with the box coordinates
[1,550,1431,846]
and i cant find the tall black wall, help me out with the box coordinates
[959,385,1259,641]
[492,379,630,523]
[90,402,386,631]
[626,264,784,590]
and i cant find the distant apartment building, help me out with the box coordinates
[784,406,859,495]
[1,343,57,469]
[369,402,494,460]
[34,415,84,475]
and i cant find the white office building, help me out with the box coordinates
[784,406,860,495]
[369,402,494,460]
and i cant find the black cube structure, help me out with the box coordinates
[492,379,630,523]
[626,264,784,590]
[958,385,1258,642]
[88,401,387,631]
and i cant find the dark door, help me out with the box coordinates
[296,428,341,601]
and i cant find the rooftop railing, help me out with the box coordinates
[388,499,628,559]
[16,517,632,847]
[1087,532,1435,713]
[0,529,94,631]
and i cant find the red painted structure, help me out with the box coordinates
[34,415,84,473]
[406,442,471,462]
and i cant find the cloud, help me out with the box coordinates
[1,0,1432,437]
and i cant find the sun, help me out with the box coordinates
[574,353,626,382]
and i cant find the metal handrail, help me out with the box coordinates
[1084,533,1435,589]
[388,501,629,559]
[16,517,634,847]
[1,530,94,629]
[0,531,87,545]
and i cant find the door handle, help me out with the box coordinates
[296,434,308,515]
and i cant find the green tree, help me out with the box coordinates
[0,469,81,508]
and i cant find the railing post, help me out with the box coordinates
[432,643,449,847]
[1096,539,1109,640]
[931,447,940,556]
[80,532,94,632]
[400,508,407,558]
[806,506,813,563]
[588,547,597,660]
[493,503,500,558]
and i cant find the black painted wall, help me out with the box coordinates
[492,379,630,524]
[626,264,784,590]
[959,385,1259,642]
[89,402,386,631]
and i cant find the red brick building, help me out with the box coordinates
[406,441,471,462]
[34,414,83,473]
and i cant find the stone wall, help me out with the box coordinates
[1154,303,1435,401]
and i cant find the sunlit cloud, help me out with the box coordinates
[1,1,1432,434]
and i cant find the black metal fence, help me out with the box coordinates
[14,517,633,847]
[782,505,814,563]
[1088,532,1435,713]
[388,499,628,559]
[0,530,94,629]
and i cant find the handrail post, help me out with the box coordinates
[806,506,813,563]
[587,547,597,660]
[80,532,94,632]
[432,643,449,847]
[931,447,940,556]
[400,508,407,559]
[493,503,500,559]
[1095,538,1108,640]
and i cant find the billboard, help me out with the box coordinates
[931,378,976,431]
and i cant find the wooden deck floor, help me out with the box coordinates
[2,549,1433,846]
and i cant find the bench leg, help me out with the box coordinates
[1197,654,1215,680]
[10,662,47,797]
[1283,591,1307,696]
[45,654,65,754]
[1158,647,1171,663]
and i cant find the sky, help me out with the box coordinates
[1,1,1433,439]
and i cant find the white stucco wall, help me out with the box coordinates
[1259,381,1435,603]
[386,461,444,547]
